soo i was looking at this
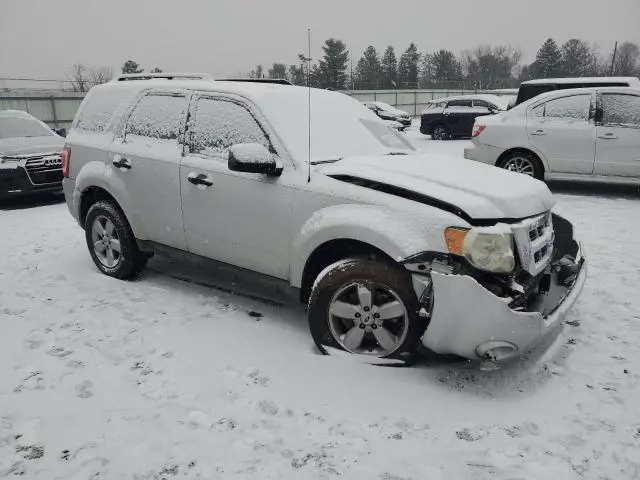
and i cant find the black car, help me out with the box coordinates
[420,95,506,140]
[364,102,412,127]
[0,110,65,200]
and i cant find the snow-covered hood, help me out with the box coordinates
[0,136,64,157]
[318,153,555,221]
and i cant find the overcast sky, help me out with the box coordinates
[2,0,639,81]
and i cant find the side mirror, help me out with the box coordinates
[228,143,282,176]
[53,128,67,137]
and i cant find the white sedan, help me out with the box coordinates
[464,87,640,182]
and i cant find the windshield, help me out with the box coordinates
[0,116,53,139]
[259,89,414,165]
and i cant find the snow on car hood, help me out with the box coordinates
[0,136,64,157]
[318,153,555,221]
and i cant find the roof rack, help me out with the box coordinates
[216,78,293,86]
[115,73,213,82]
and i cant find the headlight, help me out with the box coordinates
[444,227,515,274]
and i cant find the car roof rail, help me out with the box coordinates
[216,78,293,86]
[115,72,213,82]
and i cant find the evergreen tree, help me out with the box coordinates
[561,39,595,77]
[315,38,349,89]
[422,49,462,86]
[355,46,382,89]
[288,64,306,85]
[268,63,288,79]
[398,43,421,87]
[529,38,562,78]
[121,60,143,74]
[150,67,163,73]
[381,46,398,88]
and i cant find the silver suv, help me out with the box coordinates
[62,73,586,363]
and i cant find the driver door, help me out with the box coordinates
[179,94,294,279]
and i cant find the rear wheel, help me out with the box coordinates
[308,258,424,362]
[498,151,544,180]
[431,125,450,140]
[85,201,147,279]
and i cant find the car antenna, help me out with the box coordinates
[306,28,312,183]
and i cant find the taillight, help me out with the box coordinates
[472,124,486,137]
[61,146,71,177]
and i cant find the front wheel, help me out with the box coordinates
[308,258,424,362]
[85,200,147,280]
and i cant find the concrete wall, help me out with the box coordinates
[0,91,85,131]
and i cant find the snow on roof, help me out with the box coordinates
[0,109,36,119]
[427,94,512,110]
[522,77,640,86]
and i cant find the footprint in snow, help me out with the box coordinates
[47,346,73,358]
[75,381,93,399]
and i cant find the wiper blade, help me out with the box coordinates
[310,158,343,165]
[385,152,408,156]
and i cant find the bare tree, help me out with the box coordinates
[66,64,89,92]
[612,42,640,76]
[462,45,521,89]
[87,67,113,85]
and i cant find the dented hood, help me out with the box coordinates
[318,153,556,221]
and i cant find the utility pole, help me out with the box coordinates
[610,41,618,76]
[350,51,353,90]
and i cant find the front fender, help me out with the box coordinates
[289,204,456,288]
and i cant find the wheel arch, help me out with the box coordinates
[298,239,396,303]
[78,185,143,238]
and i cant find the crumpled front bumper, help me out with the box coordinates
[420,245,587,361]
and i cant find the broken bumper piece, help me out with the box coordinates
[421,245,587,361]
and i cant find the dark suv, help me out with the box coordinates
[0,110,65,199]
[420,95,505,140]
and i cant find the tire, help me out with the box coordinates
[308,258,424,363]
[84,200,147,280]
[497,151,544,180]
[431,124,450,140]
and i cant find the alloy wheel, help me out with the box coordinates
[91,215,122,268]
[503,156,535,176]
[327,282,409,356]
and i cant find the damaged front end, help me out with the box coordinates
[403,213,587,361]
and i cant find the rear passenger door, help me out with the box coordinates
[444,99,475,136]
[526,93,595,174]
[109,91,188,250]
[594,92,640,177]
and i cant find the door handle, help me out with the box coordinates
[112,157,132,170]
[531,129,546,136]
[187,172,213,187]
[598,133,618,140]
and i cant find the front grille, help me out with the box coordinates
[511,212,555,276]
[25,154,63,185]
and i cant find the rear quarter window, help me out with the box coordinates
[74,88,138,132]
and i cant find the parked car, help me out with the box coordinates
[464,87,640,183]
[63,72,586,363]
[363,101,412,127]
[513,77,640,107]
[0,110,65,199]
[420,94,510,140]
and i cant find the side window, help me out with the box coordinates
[543,95,591,121]
[125,94,186,140]
[530,103,545,118]
[473,100,489,108]
[76,88,138,132]
[188,97,270,159]
[447,100,472,108]
[602,94,640,127]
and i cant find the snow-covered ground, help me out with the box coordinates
[2,130,640,479]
